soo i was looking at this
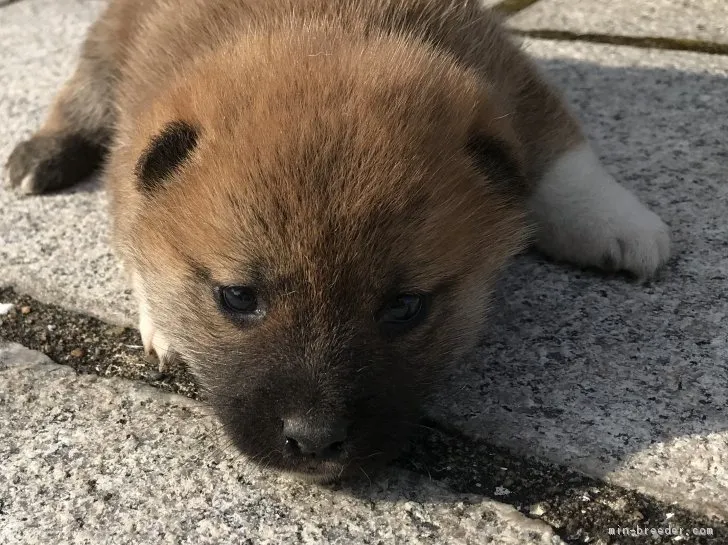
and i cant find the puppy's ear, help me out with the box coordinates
[135,121,199,192]
[465,91,530,199]
[466,132,528,198]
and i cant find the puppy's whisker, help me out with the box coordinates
[358,465,372,487]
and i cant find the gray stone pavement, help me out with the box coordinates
[509,0,728,44]
[0,343,563,545]
[1,0,727,541]
[0,0,130,325]
[430,38,728,520]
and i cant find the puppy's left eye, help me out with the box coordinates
[220,286,260,314]
[377,293,429,334]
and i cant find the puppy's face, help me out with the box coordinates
[120,37,529,480]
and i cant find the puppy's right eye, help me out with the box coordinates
[219,286,260,314]
[376,293,430,335]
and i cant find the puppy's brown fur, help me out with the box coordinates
[6,0,669,479]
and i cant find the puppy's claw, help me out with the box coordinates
[139,304,175,372]
[143,343,176,373]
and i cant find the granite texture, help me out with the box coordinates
[1,0,728,523]
[509,0,728,44]
[430,39,728,519]
[0,0,133,325]
[0,343,563,545]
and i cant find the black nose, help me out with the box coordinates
[282,416,349,459]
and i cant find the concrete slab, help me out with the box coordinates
[509,0,728,45]
[0,343,563,545]
[2,0,728,522]
[430,38,728,519]
[0,0,133,325]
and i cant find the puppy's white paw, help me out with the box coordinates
[139,298,176,372]
[530,143,671,279]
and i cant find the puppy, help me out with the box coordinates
[5,0,670,480]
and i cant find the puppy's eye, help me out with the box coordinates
[377,293,429,334]
[220,286,260,314]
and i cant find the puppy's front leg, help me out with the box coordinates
[4,16,115,194]
[529,142,671,279]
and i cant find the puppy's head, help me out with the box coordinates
[121,33,530,480]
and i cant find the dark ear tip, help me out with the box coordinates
[466,133,529,198]
[135,120,199,192]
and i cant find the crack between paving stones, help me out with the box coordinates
[1,285,725,544]
[494,0,546,16]
[491,0,728,57]
[407,418,727,544]
[512,29,728,56]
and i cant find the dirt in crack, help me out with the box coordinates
[0,286,198,398]
[393,419,726,544]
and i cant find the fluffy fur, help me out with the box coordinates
[5,0,669,480]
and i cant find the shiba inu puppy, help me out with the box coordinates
[5,0,670,480]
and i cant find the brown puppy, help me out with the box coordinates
[5,0,670,480]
